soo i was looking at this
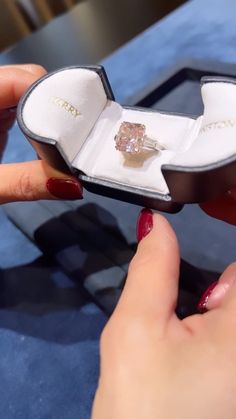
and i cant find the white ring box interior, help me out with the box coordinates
[17,66,236,211]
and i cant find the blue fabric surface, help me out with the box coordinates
[0,196,107,418]
[1,0,236,417]
[0,311,104,419]
[0,127,108,417]
[102,0,236,103]
[0,199,107,418]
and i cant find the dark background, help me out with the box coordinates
[0,0,186,53]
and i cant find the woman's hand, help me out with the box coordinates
[92,209,236,419]
[0,64,82,203]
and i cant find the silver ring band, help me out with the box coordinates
[143,136,166,152]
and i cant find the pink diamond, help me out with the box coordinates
[115,122,146,154]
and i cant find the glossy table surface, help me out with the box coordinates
[1,0,236,418]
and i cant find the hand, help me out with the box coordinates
[200,188,236,225]
[0,64,82,203]
[92,209,236,419]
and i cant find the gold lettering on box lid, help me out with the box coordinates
[51,96,81,118]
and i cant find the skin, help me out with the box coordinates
[91,122,236,418]
[0,64,80,203]
[2,64,236,418]
[92,214,236,419]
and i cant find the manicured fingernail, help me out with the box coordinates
[198,276,236,313]
[198,281,218,313]
[207,277,236,310]
[46,178,83,200]
[136,208,153,242]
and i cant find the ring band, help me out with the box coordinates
[114,121,166,155]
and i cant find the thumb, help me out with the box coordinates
[0,160,83,203]
[115,211,180,327]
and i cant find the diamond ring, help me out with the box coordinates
[114,121,166,155]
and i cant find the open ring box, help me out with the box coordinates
[17,65,236,213]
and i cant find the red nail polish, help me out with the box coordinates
[197,281,218,313]
[46,178,83,200]
[136,208,153,242]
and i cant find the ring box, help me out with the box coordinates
[17,65,236,213]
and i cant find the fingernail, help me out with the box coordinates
[198,281,218,313]
[208,277,236,310]
[136,208,153,242]
[46,178,83,200]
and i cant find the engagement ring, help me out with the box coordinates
[114,121,166,155]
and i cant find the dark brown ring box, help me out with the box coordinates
[17,65,236,213]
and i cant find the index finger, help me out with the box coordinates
[115,213,180,326]
[0,64,46,109]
